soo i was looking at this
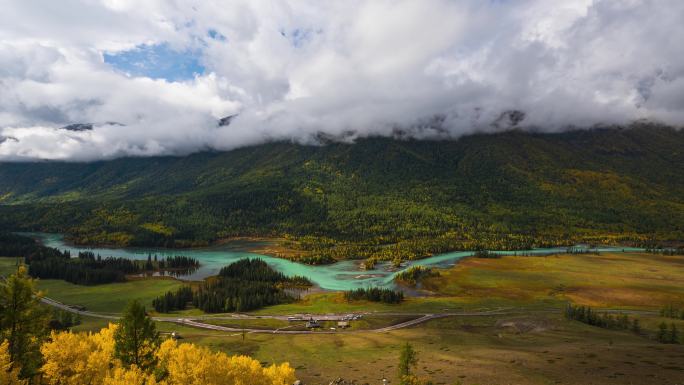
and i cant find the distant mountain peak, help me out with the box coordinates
[60,122,125,132]
[218,115,237,127]
[492,110,526,129]
[61,123,93,132]
[0,136,18,145]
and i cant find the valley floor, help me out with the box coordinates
[3,251,684,384]
[71,311,684,385]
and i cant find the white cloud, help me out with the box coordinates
[0,0,683,160]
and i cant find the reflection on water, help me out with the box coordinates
[27,232,644,291]
[132,267,199,279]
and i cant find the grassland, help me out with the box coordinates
[72,312,684,385]
[2,257,186,313]
[254,252,684,316]
[36,278,185,313]
[421,252,684,309]
[39,251,684,384]
[0,256,22,276]
[199,315,419,332]
[246,315,684,385]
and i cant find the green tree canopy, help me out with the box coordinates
[114,299,160,370]
[0,265,49,378]
[398,342,418,381]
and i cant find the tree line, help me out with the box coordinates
[152,286,193,313]
[0,233,68,260]
[565,304,681,344]
[1,233,199,285]
[659,304,684,320]
[394,266,439,286]
[645,247,684,256]
[27,251,200,286]
[344,287,404,304]
[565,304,638,331]
[656,322,680,344]
[153,259,311,313]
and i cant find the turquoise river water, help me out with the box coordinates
[30,233,643,291]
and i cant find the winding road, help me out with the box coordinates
[40,296,524,335]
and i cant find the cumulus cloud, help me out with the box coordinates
[0,0,683,160]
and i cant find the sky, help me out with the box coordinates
[0,0,683,161]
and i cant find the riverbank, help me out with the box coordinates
[26,232,648,291]
[8,250,681,318]
[8,247,684,384]
[31,229,664,265]
[65,233,328,266]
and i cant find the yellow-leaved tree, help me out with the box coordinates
[103,365,158,385]
[40,323,118,385]
[1,340,26,385]
[40,324,296,385]
[156,339,295,385]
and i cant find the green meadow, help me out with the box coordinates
[37,277,185,313]
[73,311,684,385]
[0,256,22,276]
[29,251,684,384]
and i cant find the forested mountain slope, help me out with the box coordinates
[0,125,682,258]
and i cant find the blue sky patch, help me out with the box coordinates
[279,28,321,48]
[104,43,205,82]
[208,29,226,41]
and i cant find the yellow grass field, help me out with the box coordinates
[422,252,684,309]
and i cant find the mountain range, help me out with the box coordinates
[0,124,682,258]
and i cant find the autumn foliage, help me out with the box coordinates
[36,323,295,385]
[0,341,26,385]
[0,265,297,385]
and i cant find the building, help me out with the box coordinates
[306,319,321,328]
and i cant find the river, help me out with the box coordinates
[30,233,643,291]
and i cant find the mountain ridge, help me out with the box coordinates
[0,125,682,258]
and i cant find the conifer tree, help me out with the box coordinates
[114,300,160,370]
[398,342,418,383]
[0,265,49,378]
[657,322,668,343]
[669,323,679,344]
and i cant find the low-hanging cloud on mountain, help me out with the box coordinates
[0,0,683,160]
